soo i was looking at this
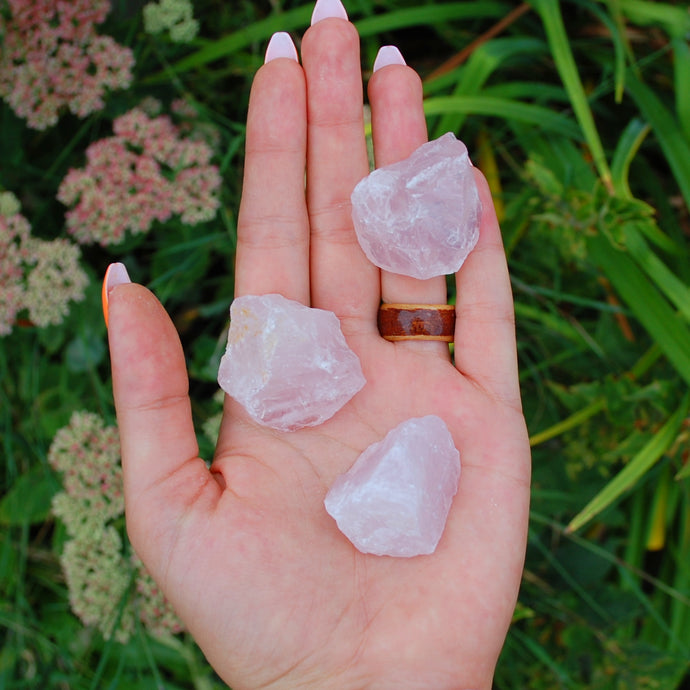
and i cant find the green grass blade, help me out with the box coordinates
[423,96,581,138]
[355,1,509,36]
[511,627,577,687]
[567,391,690,533]
[532,512,690,609]
[673,37,690,139]
[482,81,570,103]
[625,72,690,211]
[610,118,651,198]
[514,302,605,355]
[624,228,690,321]
[670,494,690,648]
[530,0,612,187]
[589,0,630,103]
[618,566,688,653]
[618,0,690,38]
[147,5,313,79]
[431,36,548,136]
[530,530,612,621]
[588,233,690,387]
[675,460,690,481]
[159,2,509,79]
[634,221,685,256]
[529,397,606,447]
[423,39,548,99]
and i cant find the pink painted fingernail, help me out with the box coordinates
[311,0,348,25]
[102,262,131,328]
[265,32,299,63]
[373,45,406,72]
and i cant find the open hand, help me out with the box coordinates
[106,5,531,688]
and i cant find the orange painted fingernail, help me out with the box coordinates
[102,262,131,328]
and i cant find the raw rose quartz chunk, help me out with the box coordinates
[351,132,482,280]
[324,415,461,557]
[217,294,365,432]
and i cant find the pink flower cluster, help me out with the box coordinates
[58,106,222,246]
[132,554,185,637]
[0,205,29,336]
[50,411,124,535]
[0,0,134,129]
[0,193,88,336]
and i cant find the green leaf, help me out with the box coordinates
[625,72,690,211]
[623,227,690,322]
[676,461,690,481]
[567,391,690,533]
[160,2,509,80]
[511,627,577,687]
[590,0,632,103]
[618,0,690,38]
[65,330,106,373]
[515,302,605,357]
[673,37,690,139]
[147,5,312,79]
[529,397,607,447]
[355,1,509,36]
[423,96,580,138]
[430,36,548,136]
[610,118,651,198]
[529,0,612,186]
[588,232,690,387]
[0,466,59,526]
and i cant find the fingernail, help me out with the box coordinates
[373,45,406,72]
[102,262,131,328]
[311,0,348,25]
[265,32,299,63]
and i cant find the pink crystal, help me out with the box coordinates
[351,132,482,280]
[324,415,461,557]
[217,294,366,432]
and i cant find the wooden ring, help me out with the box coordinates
[378,303,456,342]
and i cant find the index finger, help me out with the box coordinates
[234,46,310,303]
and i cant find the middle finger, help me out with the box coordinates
[301,12,379,333]
[368,54,447,309]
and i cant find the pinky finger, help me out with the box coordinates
[453,170,521,409]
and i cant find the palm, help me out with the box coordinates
[108,13,530,690]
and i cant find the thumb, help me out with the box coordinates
[104,264,218,566]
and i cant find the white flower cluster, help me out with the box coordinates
[143,0,199,43]
[49,411,185,642]
[0,192,88,336]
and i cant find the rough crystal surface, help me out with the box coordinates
[217,294,366,432]
[324,415,461,557]
[351,132,482,280]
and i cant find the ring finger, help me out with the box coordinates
[368,48,449,352]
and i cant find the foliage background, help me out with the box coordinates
[1,0,689,687]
